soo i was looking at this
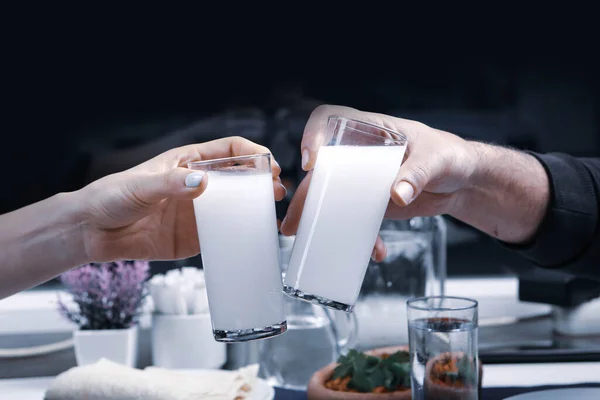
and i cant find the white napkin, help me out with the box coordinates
[44,358,260,400]
[149,268,209,315]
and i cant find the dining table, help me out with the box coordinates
[1,360,599,399]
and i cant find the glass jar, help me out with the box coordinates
[353,216,447,350]
[257,235,357,390]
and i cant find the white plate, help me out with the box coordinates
[0,377,54,400]
[504,388,600,399]
[0,375,275,400]
[175,369,274,400]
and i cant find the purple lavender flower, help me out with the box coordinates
[58,260,150,330]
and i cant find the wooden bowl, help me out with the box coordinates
[306,346,412,400]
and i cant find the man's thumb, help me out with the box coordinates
[390,159,430,207]
[131,168,209,204]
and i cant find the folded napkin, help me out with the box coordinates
[44,358,260,400]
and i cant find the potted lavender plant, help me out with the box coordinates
[58,260,150,367]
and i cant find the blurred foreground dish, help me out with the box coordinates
[44,358,261,400]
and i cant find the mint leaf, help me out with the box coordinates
[352,354,367,372]
[383,367,395,390]
[330,348,412,391]
[456,355,477,385]
[401,372,411,388]
[445,370,460,384]
[332,362,352,379]
[367,365,387,388]
[387,350,410,363]
[366,355,380,367]
[349,371,373,393]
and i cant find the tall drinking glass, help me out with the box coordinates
[283,116,408,312]
[407,296,479,400]
[189,154,286,342]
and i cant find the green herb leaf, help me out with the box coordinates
[456,355,477,385]
[456,355,469,372]
[401,372,411,389]
[332,362,352,380]
[336,353,348,364]
[330,348,412,391]
[349,371,373,393]
[389,361,410,381]
[367,365,387,388]
[352,354,367,373]
[446,370,460,381]
[346,349,360,360]
[365,355,379,368]
[387,350,410,363]
[383,367,396,390]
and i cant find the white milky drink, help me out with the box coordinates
[192,165,286,341]
[284,144,407,311]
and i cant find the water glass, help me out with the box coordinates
[189,153,286,342]
[283,116,408,312]
[354,216,447,350]
[407,296,479,400]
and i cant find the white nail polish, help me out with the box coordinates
[301,149,310,169]
[185,172,204,188]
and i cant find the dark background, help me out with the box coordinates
[2,54,598,281]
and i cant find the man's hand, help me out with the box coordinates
[281,105,550,259]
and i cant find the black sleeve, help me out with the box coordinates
[502,153,600,281]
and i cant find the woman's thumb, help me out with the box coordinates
[131,168,209,204]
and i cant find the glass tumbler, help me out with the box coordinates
[283,116,408,312]
[407,296,479,400]
[189,153,286,342]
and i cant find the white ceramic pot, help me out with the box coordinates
[73,326,138,367]
[151,313,227,369]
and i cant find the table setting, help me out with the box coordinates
[2,356,599,399]
[1,116,599,399]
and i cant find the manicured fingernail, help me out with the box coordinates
[280,182,288,196]
[273,159,281,170]
[301,149,310,170]
[395,181,415,205]
[371,248,377,261]
[185,171,205,188]
[281,215,288,227]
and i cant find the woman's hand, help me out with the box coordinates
[77,136,286,262]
